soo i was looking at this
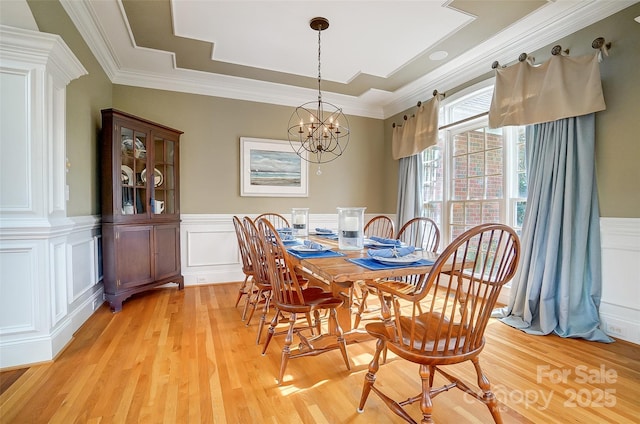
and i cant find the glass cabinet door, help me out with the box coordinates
[120,126,148,216]
[152,135,176,215]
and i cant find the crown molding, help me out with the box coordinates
[60,0,120,80]
[0,24,87,83]
[112,67,386,119]
[383,0,636,118]
[61,0,635,120]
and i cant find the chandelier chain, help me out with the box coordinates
[317,27,322,102]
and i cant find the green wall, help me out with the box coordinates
[29,1,640,218]
[385,2,640,218]
[112,86,387,214]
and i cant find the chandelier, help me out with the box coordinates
[288,17,350,175]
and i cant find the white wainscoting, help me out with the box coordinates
[599,218,640,344]
[180,213,389,285]
[0,216,103,369]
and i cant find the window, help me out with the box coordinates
[421,83,527,246]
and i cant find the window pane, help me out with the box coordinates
[486,175,503,199]
[423,144,443,203]
[421,84,528,244]
[469,130,484,153]
[483,202,501,222]
[486,129,503,149]
[451,225,466,241]
[453,156,467,178]
[518,172,528,198]
[453,134,467,155]
[452,179,467,200]
[450,203,464,224]
[468,177,484,199]
[517,143,526,172]
[516,201,527,227]
[468,152,484,177]
[449,89,493,123]
[465,203,482,226]
[485,148,503,175]
[424,202,442,226]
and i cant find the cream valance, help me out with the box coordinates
[489,53,606,128]
[392,95,440,160]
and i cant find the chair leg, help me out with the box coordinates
[256,291,271,345]
[235,275,249,307]
[245,288,264,326]
[305,313,315,335]
[241,278,256,321]
[472,357,503,424]
[313,310,322,334]
[329,307,350,370]
[428,365,436,388]
[261,307,280,356]
[353,287,370,330]
[419,364,435,423]
[357,337,384,412]
[277,312,297,385]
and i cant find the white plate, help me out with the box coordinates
[121,165,134,185]
[371,254,422,265]
[141,168,163,187]
[314,229,335,235]
[289,244,332,253]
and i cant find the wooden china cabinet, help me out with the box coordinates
[100,109,184,312]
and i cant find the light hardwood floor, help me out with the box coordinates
[1,283,638,423]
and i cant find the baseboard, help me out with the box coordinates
[0,289,103,370]
[599,301,640,345]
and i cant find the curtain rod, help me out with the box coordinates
[492,36,612,69]
[391,90,444,128]
[392,110,489,131]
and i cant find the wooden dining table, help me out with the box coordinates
[286,234,440,335]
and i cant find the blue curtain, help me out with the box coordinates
[494,113,612,342]
[396,154,423,230]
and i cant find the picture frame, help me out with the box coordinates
[240,137,308,197]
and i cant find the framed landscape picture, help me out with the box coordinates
[240,137,308,197]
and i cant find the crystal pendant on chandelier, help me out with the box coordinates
[288,17,350,166]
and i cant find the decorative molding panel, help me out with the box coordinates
[186,230,238,267]
[0,217,103,368]
[0,244,38,335]
[0,69,31,213]
[51,238,68,325]
[599,218,640,344]
[68,236,96,303]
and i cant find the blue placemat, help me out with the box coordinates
[348,257,435,270]
[287,249,346,259]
